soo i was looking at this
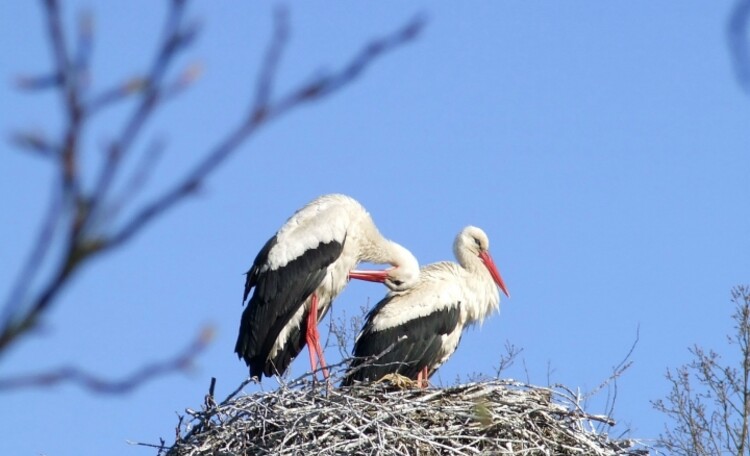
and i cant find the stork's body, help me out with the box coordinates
[235,194,419,380]
[342,226,510,386]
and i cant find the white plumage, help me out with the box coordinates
[342,226,510,387]
[235,194,419,380]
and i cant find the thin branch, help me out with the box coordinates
[73,10,93,84]
[0,176,63,329]
[494,340,523,378]
[2,0,425,397]
[102,137,167,224]
[729,0,750,94]
[326,301,369,360]
[43,0,84,201]
[596,326,640,428]
[654,286,750,455]
[0,326,212,393]
[42,0,70,90]
[106,13,425,250]
[86,76,145,113]
[253,6,289,114]
[10,130,55,156]
[89,0,191,214]
[0,221,75,354]
[265,13,425,116]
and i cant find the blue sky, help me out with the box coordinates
[2,1,749,454]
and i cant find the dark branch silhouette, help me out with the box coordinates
[1,0,424,392]
[729,0,750,94]
[0,326,213,394]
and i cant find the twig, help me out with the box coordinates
[589,337,638,403]
[89,0,192,212]
[728,0,750,94]
[0,177,63,327]
[253,6,289,115]
[105,12,426,250]
[0,326,213,393]
[494,340,523,378]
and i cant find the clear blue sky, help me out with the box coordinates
[2,1,749,454]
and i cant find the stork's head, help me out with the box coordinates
[348,242,419,292]
[455,226,510,298]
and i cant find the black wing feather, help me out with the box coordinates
[235,236,344,379]
[342,297,461,386]
[243,235,277,303]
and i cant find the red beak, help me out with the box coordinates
[348,269,389,283]
[478,251,510,298]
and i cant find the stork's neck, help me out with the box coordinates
[386,240,418,271]
[457,250,501,324]
[362,235,418,271]
[357,218,409,265]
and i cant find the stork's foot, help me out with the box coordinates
[377,373,420,389]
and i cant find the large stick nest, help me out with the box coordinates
[163,374,648,456]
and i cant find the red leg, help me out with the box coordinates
[305,293,330,381]
[305,294,320,378]
[416,366,429,388]
[309,294,329,380]
[313,331,329,380]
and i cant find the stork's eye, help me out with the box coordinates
[391,279,404,287]
[473,237,481,247]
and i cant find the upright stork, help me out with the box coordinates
[342,226,510,387]
[235,194,419,380]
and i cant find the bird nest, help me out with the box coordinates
[160,371,648,456]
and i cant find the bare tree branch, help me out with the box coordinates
[89,0,193,213]
[0,326,213,393]
[105,11,426,250]
[729,0,750,94]
[654,285,750,456]
[326,301,370,360]
[591,326,639,434]
[0,178,63,327]
[493,340,524,378]
[253,6,288,113]
[0,0,425,374]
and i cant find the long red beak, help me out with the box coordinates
[478,251,510,298]
[348,269,389,283]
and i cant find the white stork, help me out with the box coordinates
[342,226,510,387]
[235,194,419,380]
